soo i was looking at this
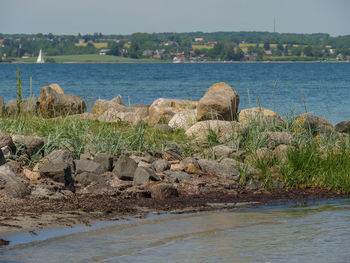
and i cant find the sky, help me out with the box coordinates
[1,0,350,36]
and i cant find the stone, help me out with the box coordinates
[150,183,178,199]
[38,84,86,118]
[149,98,196,126]
[198,159,240,180]
[92,96,126,116]
[98,106,149,125]
[163,148,183,161]
[0,164,29,198]
[46,149,74,165]
[1,146,13,158]
[152,159,171,172]
[75,159,107,175]
[168,109,197,130]
[5,97,38,116]
[75,172,101,186]
[30,186,67,200]
[133,167,160,186]
[335,120,350,134]
[239,107,284,127]
[39,161,73,185]
[185,120,246,143]
[170,163,185,171]
[12,135,46,157]
[219,158,261,179]
[264,131,296,148]
[245,178,262,191]
[23,168,40,181]
[197,82,239,121]
[113,155,138,181]
[93,153,113,172]
[0,130,16,152]
[213,145,234,158]
[153,124,174,133]
[180,157,200,169]
[273,144,293,163]
[245,148,274,165]
[164,170,192,183]
[294,113,333,136]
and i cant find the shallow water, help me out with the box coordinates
[1,200,350,262]
[0,63,350,124]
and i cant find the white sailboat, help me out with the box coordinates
[36,49,44,63]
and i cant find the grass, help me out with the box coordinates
[74,43,108,48]
[14,54,169,63]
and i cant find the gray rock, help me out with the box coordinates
[30,186,66,200]
[0,130,16,152]
[198,159,240,180]
[153,124,174,133]
[5,97,38,116]
[0,164,29,198]
[164,170,192,183]
[150,183,178,199]
[335,120,350,134]
[219,158,260,179]
[12,135,46,157]
[133,167,160,186]
[213,145,234,158]
[264,132,296,148]
[1,146,13,158]
[294,113,333,136]
[93,153,113,171]
[152,159,170,172]
[75,159,107,175]
[47,149,74,164]
[75,172,99,186]
[39,161,73,185]
[113,155,138,181]
[180,157,200,169]
[245,178,262,190]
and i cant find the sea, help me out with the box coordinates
[0,62,350,262]
[0,62,349,124]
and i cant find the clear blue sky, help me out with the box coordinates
[1,0,349,36]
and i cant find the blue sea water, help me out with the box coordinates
[0,62,349,124]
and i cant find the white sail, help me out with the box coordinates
[36,49,44,63]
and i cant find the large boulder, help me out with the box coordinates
[133,167,160,186]
[113,155,138,181]
[39,161,73,185]
[5,97,38,116]
[294,114,333,135]
[38,84,86,118]
[335,120,350,134]
[238,107,284,127]
[263,132,296,148]
[92,96,127,116]
[198,159,240,180]
[197,82,239,121]
[0,165,29,198]
[148,98,196,126]
[185,120,246,143]
[75,159,107,175]
[168,109,197,130]
[150,183,178,199]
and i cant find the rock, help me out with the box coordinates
[239,107,284,127]
[0,149,5,166]
[273,144,293,163]
[213,145,234,158]
[30,186,67,200]
[152,159,170,172]
[98,106,149,125]
[38,84,86,118]
[75,172,104,186]
[245,148,274,165]
[0,96,4,115]
[149,98,196,126]
[150,183,178,199]
[170,162,185,171]
[180,157,200,169]
[39,161,73,185]
[47,149,74,165]
[264,132,296,148]
[113,155,138,181]
[0,130,16,152]
[198,159,240,180]
[294,113,333,136]
[335,120,350,134]
[0,164,29,198]
[93,153,113,172]
[168,109,197,130]
[163,148,183,161]
[197,82,239,121]
[92,96,126,116]
[23,168,40,181]
[12,135,46,157]
[5,97,38,116]
[1,146,13,158]
[133,167,160,186]
[164,170,192,183]
[185,120,246,143]
[245,178,262,190]
[153,124,174,133]
[75,159,107,175]
[219,158,261,179]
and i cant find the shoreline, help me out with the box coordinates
[1,189,348,244]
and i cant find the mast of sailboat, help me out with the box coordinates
[37,49,44,63]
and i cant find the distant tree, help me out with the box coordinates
[303,46,313,56]
[263,42,270,50]
[129,42,141,58]
[107,42,124,56]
